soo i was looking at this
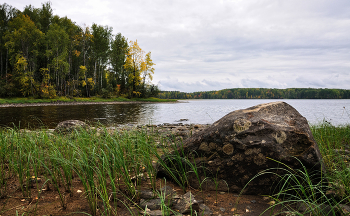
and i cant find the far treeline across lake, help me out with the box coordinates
[158,88,350,99]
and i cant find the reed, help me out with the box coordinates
[237,121,350,215]
[0,120,349,215]
[311,121,350,201]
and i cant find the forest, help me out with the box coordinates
[0,2,158,99]
[158,88,350,99]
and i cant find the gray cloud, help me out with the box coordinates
[10,0,350,92]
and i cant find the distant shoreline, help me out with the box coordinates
[0,100,178,108]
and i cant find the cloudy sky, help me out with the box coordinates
[10,0,350,92]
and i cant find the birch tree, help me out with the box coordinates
[110,33,128,93]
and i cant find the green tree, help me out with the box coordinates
[110,33,128,92]
[0,3,19,83]
[77,26,93,96]
[55,16,81,96]
[91,23,112,92]
[45,22,69,95]
[4,14,43,96]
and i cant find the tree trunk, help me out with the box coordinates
[85,73,88,97]
[100,60,102,89]
[94,60,97,88]
[132,68,136,94]
[5,49,8,84]
[1,49,2,78]
[57,48,59,94]
[121,66,125,93]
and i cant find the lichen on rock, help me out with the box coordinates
[158,101,325,195]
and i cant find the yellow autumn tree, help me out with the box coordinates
[14,54,32,96]
[142,52,155,85]
[124,40,144,96]
[124,40,156,97]
[39,68,56,98]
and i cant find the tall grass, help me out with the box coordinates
[311,121,350,201]
[0,125,192,215]
[243,122,350,215]
[1,120,349,215]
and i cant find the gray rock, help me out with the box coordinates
[138,189,212,215]
[173,191,200,214]
[338,204,350,215]
[159,102,325,195]
[139,190,155,199]
[199,203,213,216]
[54,120,89,134]
[159,185,176,197]
[142,209,164,216]
[296,202,334,214]
[296,202,309,212]
[140,198,172,210]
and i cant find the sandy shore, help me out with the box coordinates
[0,100,180,108]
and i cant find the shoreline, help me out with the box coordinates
[0,100,180,108]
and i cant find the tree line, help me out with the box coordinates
[158,88,350,99]
[0,2,158,99]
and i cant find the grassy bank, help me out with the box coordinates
[0,123,349,215]
[0,97,177,105]
[259,123,350,215]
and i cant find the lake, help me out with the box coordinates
[0,99,350,129]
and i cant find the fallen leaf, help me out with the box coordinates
[262,196,270,200]
[268,201,276,205]
[77,190,82,193]
[231,208,236,211]
[21,199,25,202]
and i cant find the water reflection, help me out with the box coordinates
[1,99,350,129]
[0,103,156,129]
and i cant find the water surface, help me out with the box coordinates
[0,99,349,129]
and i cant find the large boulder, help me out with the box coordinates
[158,102,325,195]
[54,120,89,134]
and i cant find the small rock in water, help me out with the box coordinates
[250,200,256,203]
[219,207,226,212]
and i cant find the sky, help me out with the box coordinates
[8,0,350,92]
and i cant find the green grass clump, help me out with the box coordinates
[311,122,350,201]
[0,127,159,215]
[247,122,350,215]
[1,120,350,215]
[0,126,202,215]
